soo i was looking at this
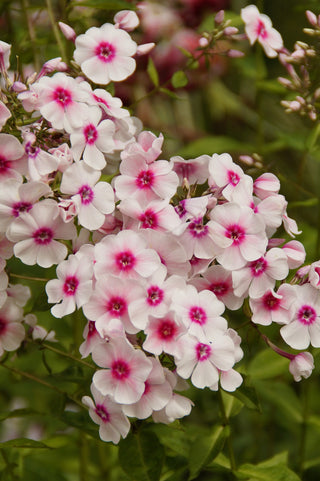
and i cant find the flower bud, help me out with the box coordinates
[306,10,317,27]
[199,37,209,48]
[223,27,238,36]
[289,352,314,382]
[114,10,139,31]
[136,43,155,55]
[215,10,225,25]
[227,49,244,58]
[58,22,76,43]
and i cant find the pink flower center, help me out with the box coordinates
[88,320,96,338]
[78,185,94,205]
[175,201,186,218]
[111,359,130,380]
[93,94,110,108]
[157,319,177,340]
[0,155,9,173]
[262,291,280,311]
[196,342,211,361]
[84,124,98,145]
[33,227,53,245]
[95,404,110,423]
[297,305,317,325]
[136,170,154,190]
[256,19,268,40]
[53,87,72,107]
[226,224,245,245]
[95,41,116,63]
[174,162,196,180]
[0,317,7,335]
[106,296,127,317]
[115,250,136,272]
[63,275,79,296]
[189,306,207,325]
[250,257,267,277]
[25,143,40,159]
[189,218,208,238]
[209,281,229,297]
[139,209,158,229]
[147,286,164,306]
[227,170,240,186]
[12,201,32,218]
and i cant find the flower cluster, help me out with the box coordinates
[0,6,319,445]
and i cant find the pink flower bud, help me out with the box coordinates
[224,27,239,36]
[227,49,245,58]
[11,81,27,93]
[215,10,225,25]
[114,10,139,31]
[136,43,155,55]
[199,37,209,48]
[277,77,292,88]
[282,240,306,269]
[239,154,254,166]
[306,10,317,26]
[58,22,76,43]
[289,352,314,382]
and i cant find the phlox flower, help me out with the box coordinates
[250,284,293,326]
[241,5,283,58]
[69,108,116,169]
[60,162,115,231]
[178,216,221,260]
[282,240,306,269]
[0,41,11,71]
[92,337,153,404]
[280,284,320,349]
[114,10,140,32]
[0,101,11,130]
[6,199,76,268]
[282,212,302,237]
[143,311,186,357]
[309,261,320,289]
[74,23,137,84]
[121,131,164,165]
[49,143,74,173]
[46,253,93,318]
[0,298,25,356]
[208,153,247,200]
[7,283,31,307]
[0,134,26,182]
[90,88,129,119]
[174,196,209,223]
[253,173,280,200]
[82,384,130,444]
[79,321,105,358]
[253,194,287,236]
[289,352,314,382]
[170,154,209,185]
[25,141,59,181]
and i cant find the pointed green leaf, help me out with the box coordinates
[248,348,289,380]
[0,438,51,449]
[237,462,301,481]
[171,71,188,89]
[147,57,159,87]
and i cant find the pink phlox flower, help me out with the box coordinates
[34,72,94,131]
[94,229,161,280]
[174,196,209,222]
[119,197,182,233]
[58,198,78,223]
[0,234,13,259]
[114,156,179,205]
[0,134,26,182]
[0,298,25,356]
[170,154,209,185]
[241,5,283,58]
[253,172,281,200]
[7,283,31,307]
[90,88,129,119]
[123,358,173,419]
[209,203,268,270]
[253,194,287,237]
[136,42,155,55]
[49,143,74,173]
[280,283,320,349]
[69,108,116,169]
[175,331,236,390]
[79,320,107,358]
[92,337,153,404]
[282,240,306,269]
[83,275,144,335]
[74,23,137,85]
[0,101,11,130]
[0,178,51,233]
[37,57,68,79]
[109,115,143,153]
[24,141,59,181]
[60,162,115,230]
[192,264,243,311]
[208,153,248,201]
[178,216,221,260]
[46,253,93,318]
[282,212,302,237]
[189,256,212,278]
[82,383,130,443]
[0,41,11,72]
[143,310,186,357]
[232,247,289,299]
[121,131,164,165]
[250,285,293,326]
[0,259,8,307]
[289,352,314,382]
[72,228,92,254]
[171,284,227,339]
[17,85,41,112]
[59,22,77,43]
[114,10,139,32]
[309,261,320,289]
[93,212,123,241]
[6,199,76,268]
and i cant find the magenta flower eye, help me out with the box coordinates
[297,305,317,325]
[33,227,53,245]
[95,404,110,423]
[78,185,94,205]
[147,286,164,306]
[226,224,245,244]
[157,319,177,340]
[115,250,136,271]
[63,276,79,296]
[53,87,72,106]
[196,342,211,361]
[12,201,32,217]
[111,359,131,380]
[189,306,207,325]
[95,42,116,63]
[136,170,154,189]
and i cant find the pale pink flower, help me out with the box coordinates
[253,173,280,199]
[241,5,283,58]
[48,143,74,173]
[90,88,129,119]
[253,194,287,237]
[0,101,11,130]
[79,320,105,359]
[0,134,26,182]
[178,217,221,260]
[121,131,163,165]
[114,10,139,31]
[0,41,11,71]
[7,283,31,307]
[59,22,77,43]
[282,212,302,237]
[289,352,314,382]
[82,384,130,444]
[92,337,153,404]
[25,142,59,181]
[0,299,25,356]
[74,23,137,84]
[143,311,186,357]
[208,153,247,200]
[309,261,320,289]
[6,199,76,268]
[60,162,115,231]
[282,240,306,269]
[171,154,209,185]
[174,197,209,223]
[250,285,293,326]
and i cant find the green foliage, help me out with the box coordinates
[171,71,189,89]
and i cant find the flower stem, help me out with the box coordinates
[19,0,41,72]
[9,272,48,282]
[38,341,95,369]
[218,389,236,471]
[45,0,67,61]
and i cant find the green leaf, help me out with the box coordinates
[151,423,190,457]
[171,71,188,89]
[256,381,303,424]
[0,438,51,449]
[0,408,40,421]
[70,0,135,9]
[147,57,159,87]
[236,462,301,481]
[231,384,261,412]
[188,425,229,479]
[177,136,253,158]
[59,411,100,440]
[221,390,244,418]
[119,430,165,481]
[248,349,289,380]
[159,88,183,100]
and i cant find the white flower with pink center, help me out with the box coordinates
[49,143,74,173]
[46,253,93,318]
[0,298,25,356]
[171,154,209,185]
[0,134,26,182]
[208,153,247,200]
[253,194,287,236]
[253,173,280,200]
[83,276,144,335]
[232,247,289,299]
[250,285,293,325]
[308,261,320,289]
[91,88,129,119]
[289,352,315,382]
[25,141,59,181]
[34,73,93,131]
[69,108,116,169]
[82,383,130,444]
[121,131,164,165]
[92,337,153,404]
[210,203,268,270]
[192,265,243,310]
[175,332,235,389]
[0,179,51,233]
[171,284,227,338]
[280,284,320,349]
[94,229,161,280]
[60,162,115,231]
[174,196,209,223]
[282,240,306,269]
[79,320,105,358]
[74,23,137,85]
[143,311,186,357]
[0,101,11,130]
[123,358,172,419]
[241,5,283,58]
[6,199,76,268]
[178,217,221,260]
[0,41,11,71]
[114,157,179,205]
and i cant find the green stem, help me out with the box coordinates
[9,272,48,282]
[45,0,67,61]
[19,0,41,72]
[218,390,236,471]
[39,341,95,369]
[298,380,310,477]
[79,432,89,481]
